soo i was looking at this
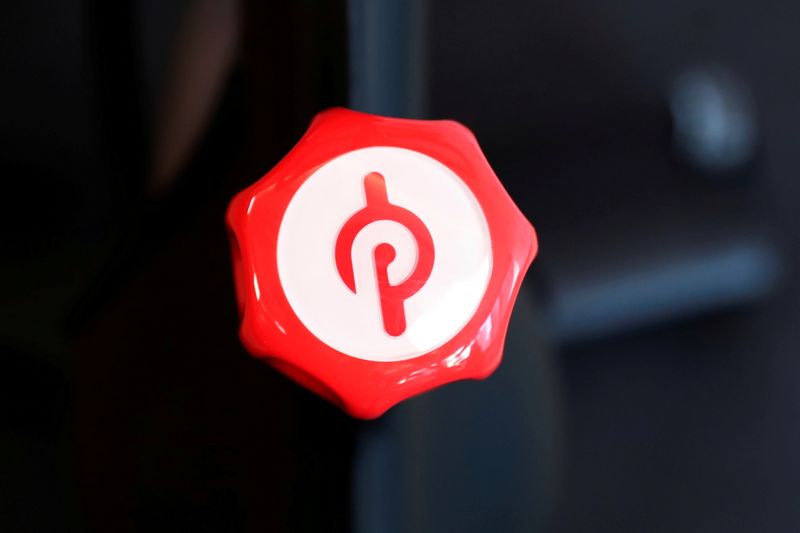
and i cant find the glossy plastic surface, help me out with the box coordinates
[226,108,537,419]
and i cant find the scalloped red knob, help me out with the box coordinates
[226,108,537,419]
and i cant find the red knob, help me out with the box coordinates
[226,108,537,419]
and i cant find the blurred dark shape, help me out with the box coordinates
[670,66,759,176]
[148,0,239,195]
[550,237,781,343]
[348,0,428,118]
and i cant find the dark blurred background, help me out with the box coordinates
[1,0,799,531]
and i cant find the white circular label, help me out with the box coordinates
[277,146,492,362]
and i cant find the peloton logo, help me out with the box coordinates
[334,171,434,337]
[277,147,492,362]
